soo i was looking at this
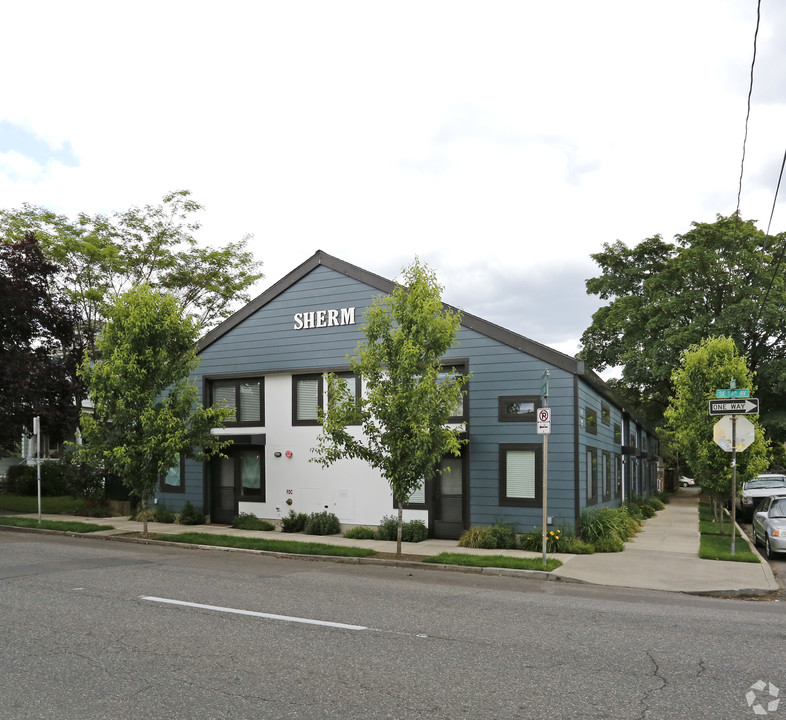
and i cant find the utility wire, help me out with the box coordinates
[735,0,761,216]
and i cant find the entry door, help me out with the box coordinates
[211,455,237,524]
[432,454,465,539]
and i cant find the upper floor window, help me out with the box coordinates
[293,374,323,425]
[601,402,611,426]
[439,364,467,421]
[585,406,598,435]
[499,395,538,422]
[211,378,264,425]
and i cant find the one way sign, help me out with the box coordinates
[708,398,759,416]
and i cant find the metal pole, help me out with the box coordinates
[731,415,737,555]
[542,432,548,565]
[35,416,41,523]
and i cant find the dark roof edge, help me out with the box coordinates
[198,249,582,376]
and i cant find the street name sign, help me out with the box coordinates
[708,398,759,416]
[716,388,750,399]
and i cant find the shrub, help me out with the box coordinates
[73,496,112,518]
[402,519,428,543]
[6,465,36,495]
[578,507,628,545]
[645,496,666,512]
[231,513,275,531]
[519,527,562,553]
[375,515,429,542]
[154,505,176,523]
[559,536,595,554]
[592,537,625,553]
[458,526,497,549]
[344,526,376,540]
[303,511,341,535]
[280,510,308,533]
[489,520,518,549]
[179,501,205,525]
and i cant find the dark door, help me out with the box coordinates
[211,455,237,524]
[432,454,466,539]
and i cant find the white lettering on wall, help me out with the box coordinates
[293,307,356,330]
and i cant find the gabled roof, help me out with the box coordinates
[198,250,586,377]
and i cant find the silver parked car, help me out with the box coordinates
[736,474,786,521]
[752,495,786,560]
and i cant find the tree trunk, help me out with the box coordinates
[141,493,149,536]
[396,500,403,558]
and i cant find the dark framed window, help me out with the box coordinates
[159,455,185,493]
[601,402,611,426]
[615,454,622,496]
[238,448,264,499]
[585,406,598,435]
[293,374,323,425]
[211,378,264,425]
[499,395,538,422]
[499,443,542,507]
[614,423,622,444]
[439,364,468,421]
[586,446,598,504]
[327,372,362,425]
[602,451,611,500]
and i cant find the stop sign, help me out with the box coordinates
[713,415,755,452]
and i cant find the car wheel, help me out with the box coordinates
[752,529,759,547]
[765,536,776,560]
[681,482,688,488]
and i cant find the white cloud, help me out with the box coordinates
[1,0,784,359]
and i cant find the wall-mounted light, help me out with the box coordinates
[274,451,282,458]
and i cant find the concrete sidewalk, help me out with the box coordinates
[2,488,778,597]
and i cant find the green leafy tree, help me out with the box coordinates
[312,259,469,556]
[662,336,770,528]
[78,285,232,534]
[0,232,80,452]
[0,190,263,355]
[580,214,786,447]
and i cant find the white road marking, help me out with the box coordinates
[140,596,368,631]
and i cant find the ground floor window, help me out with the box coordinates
[499,443,542,507]
[586,447,598,504]
[160,455,184,492]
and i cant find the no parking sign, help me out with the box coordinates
[536,407,551,435]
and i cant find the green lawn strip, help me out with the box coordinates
[0,516,110,533]
[422,552,562,572]
[0,495,81,514]
[156,532,377,557]
[699,520,742,537]
[698,533,759,563]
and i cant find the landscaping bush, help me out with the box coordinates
[343,526,376,540]
[6,465,36,495]
[519,527,562,553]
[578,507,628,545]
[458,526,497,549]
[179,501,205,525]
[280,510,308,533]
[154,505,176,523]
[73,496,112,517]
[375,515,429,542]
[303,511,341,535]
[489,519,518,549]
[231,513,275,531]
[592,537,625,553]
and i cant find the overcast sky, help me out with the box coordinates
[2,1,785,360]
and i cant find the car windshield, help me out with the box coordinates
[746,478,786,489]
[771,499,786,518]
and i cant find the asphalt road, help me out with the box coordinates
[1,531,784,720]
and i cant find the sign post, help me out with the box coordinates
[33,416,41,523]
[711,382,759,555]
[538,370,550,565]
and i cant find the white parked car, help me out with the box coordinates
[752,494,786,559]
[736,474,786,521]
[678,477,695,487]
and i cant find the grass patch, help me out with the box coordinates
[156,532,376,557]
[699,533,759,563]
[0,495,82,514]
[0,516,110,533]
[699,520,742,537]
[422,552,562,572]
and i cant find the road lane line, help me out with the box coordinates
[140,596,368,631]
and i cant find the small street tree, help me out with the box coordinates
[662,336,770,529]
[313,259,469,556]
[78,285,232,534]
